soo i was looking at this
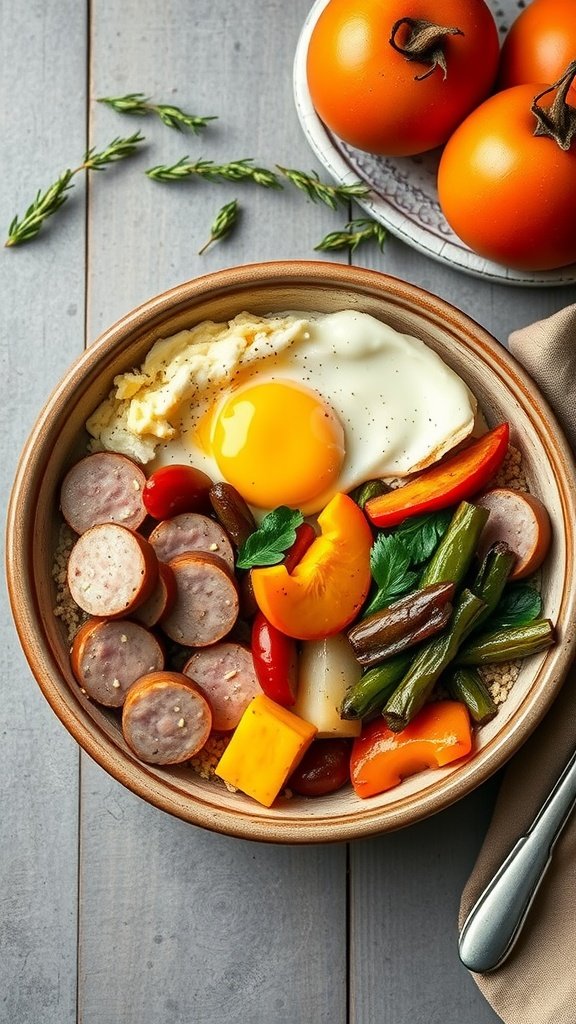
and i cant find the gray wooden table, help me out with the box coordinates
[1,2,573,1021]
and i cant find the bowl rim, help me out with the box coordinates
[7,259,576,843]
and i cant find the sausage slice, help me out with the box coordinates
[148,512,234,570]
[476,488,552,580]
[71,618,164,707]
[67,523,158,618]
[132,562,176,628]
[122,671,212,764]
[183,642,262,731]
[161,551,239,646]
[60,452,147,535]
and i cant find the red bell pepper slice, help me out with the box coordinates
[365,423,509,529]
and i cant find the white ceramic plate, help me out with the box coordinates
[294,0,576,287]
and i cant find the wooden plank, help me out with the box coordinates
[0,0,87,1020]
[80,2,347,1023]
[348,245,576,1022]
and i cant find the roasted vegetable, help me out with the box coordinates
[470,541,517,629]
[350,701,473,798]
[447,667,497,724]
[420,501,489,589]
[340,655,412,720]
[383,589,486,732]
[347,582,455,666]
[365,424,509,528]
[456,619,556,665]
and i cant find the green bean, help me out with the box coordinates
[470,542,517,630]
[339,654,412,720]
[383,589,486,732]
[447,667,498,724]
[351,479,390,510]
[456,619,555,665]
[420,501,489,589]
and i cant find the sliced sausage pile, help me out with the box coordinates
[61,452,262,766]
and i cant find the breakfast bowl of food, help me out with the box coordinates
[7,261,576,843]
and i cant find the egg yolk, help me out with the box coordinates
[209,380,345,509]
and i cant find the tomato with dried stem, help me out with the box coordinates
[438,64,576,271]
[306,0,499,156]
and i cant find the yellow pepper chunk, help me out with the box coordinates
[215,694,317,807]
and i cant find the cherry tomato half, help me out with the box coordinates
[251,612,298,706]
[143,465,213,520]
[288,739,351,798]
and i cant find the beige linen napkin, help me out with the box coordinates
[460,304,576,1024]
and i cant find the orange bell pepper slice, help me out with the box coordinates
[350,700,472,798]
[365,423,509,529]
[251,493,372,640]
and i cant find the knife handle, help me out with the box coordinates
[458,745,576,973]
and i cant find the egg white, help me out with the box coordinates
[149,310,477,515]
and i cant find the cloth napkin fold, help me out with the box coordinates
[460,304,576,1024]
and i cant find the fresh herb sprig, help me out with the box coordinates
[5,132,145,247]
[363,511,452,616]
[487,585,542,631]
[237,507,304,569]
[277,166,370,210]
[98,93,216,133]
[315,217,387,254]
[146,157,282,189]
[198,199,239,255]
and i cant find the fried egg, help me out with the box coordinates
[87,310,477,515]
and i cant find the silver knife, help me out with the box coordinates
[458,744,576,973]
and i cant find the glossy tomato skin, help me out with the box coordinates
[143,465,213,520]
[306,0,500,156]
[499,0,576,101]
[437,84,576,271]
[251,612,298,706]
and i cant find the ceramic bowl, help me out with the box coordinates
[7,261,576,843]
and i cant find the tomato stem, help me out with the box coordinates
[389,17,463,81]
[532,61,576,152]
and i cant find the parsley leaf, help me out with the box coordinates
[364,534,418,615]
[389,510,452,565]
[487,585,542,630]
[236,506,304,569]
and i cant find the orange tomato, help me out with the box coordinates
[251,493,372,640]
[306,0,500,156]
[499,0,576,101]
[437,83,576,271]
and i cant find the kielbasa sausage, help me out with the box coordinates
[148,512,234,570]
[122,671,212,764]
[60,452,147,535]
[161,551,239,647]
[183,642,262,731]
[71,618,164,707]
[67,523,158,618]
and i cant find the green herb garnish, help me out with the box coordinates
[388,510,452,566]
[276,166,370,210]
[5,132,145,247]
[364,534,419,615]
[487,585,543,631]
[236,507,304,569]
[198,199,239,254]
[315,217,387,254]
[98,93,217,133]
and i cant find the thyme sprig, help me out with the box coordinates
[198,199,239,255]
[98,93,217,133]
[146,156,282,189]
[5,132,145,247]
[315,217,387,254]
[276,166,370,210]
